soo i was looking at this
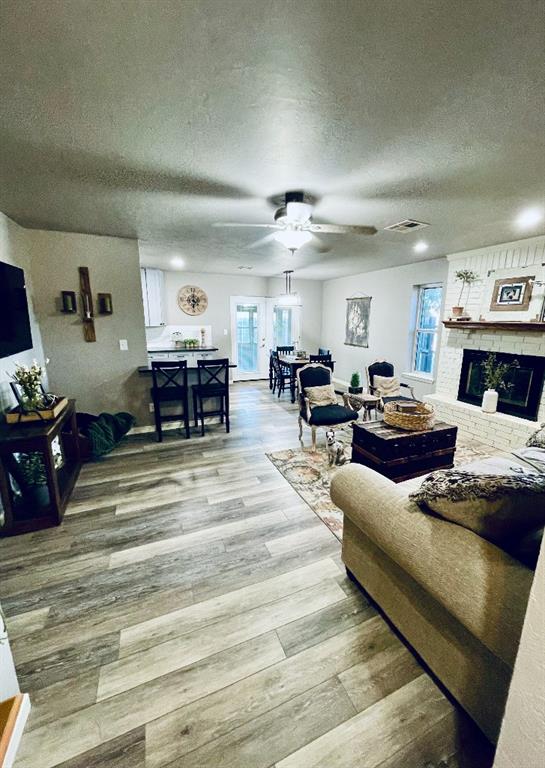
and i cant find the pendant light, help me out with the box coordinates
[277,270,302,307]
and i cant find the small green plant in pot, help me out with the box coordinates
[480,352,519,414]
[453,270,479,317]
[17,452,50,508]
[349,372,363,394]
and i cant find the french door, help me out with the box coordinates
[230,296,301,381]
[231,298,268,381]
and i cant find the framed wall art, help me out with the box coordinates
[489,275,533,312]
[345,295,371,347]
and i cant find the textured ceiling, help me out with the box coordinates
[1,0,544,279]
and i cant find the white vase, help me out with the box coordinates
[482,389,498,413]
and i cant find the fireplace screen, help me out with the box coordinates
[458,350,545,420]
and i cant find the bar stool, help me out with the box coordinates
[151,360,190,442]
[192,358,230,436]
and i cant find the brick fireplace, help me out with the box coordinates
[425,236,545,451]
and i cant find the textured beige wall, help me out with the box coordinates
[494,541,545,768]
[0,212,46,412]
[28,229,150,425]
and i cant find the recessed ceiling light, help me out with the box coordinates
[413,241,429,253]
[515,207,543,230]
[170,256,184,268]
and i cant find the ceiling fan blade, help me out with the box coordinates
[213,222,283,229]
[307,234,331,254]
[307,223,377,235]
[247,233,277,249]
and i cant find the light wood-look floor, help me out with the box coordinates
[1,382,493,768]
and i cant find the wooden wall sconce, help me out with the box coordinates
[79,266,96,342]
[60,291,77,313]
[97,293,113,315]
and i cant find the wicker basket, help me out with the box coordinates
[383,401,435,432]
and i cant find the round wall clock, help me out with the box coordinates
[177,285,208,316]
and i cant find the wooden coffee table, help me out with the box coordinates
[351,420,458,483]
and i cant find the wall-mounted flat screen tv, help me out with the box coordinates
[0,261,33,358]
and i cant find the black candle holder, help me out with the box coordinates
[61,291,77,314]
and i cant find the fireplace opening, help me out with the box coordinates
[457,349,545,421]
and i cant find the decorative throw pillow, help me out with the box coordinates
[409,457,545,546]
[304,384,337,409]
[526,423,545,449]
[373,375,400,396]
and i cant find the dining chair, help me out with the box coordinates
[151,360,190,442]
[318,347,331,356]
[192,358,230,436]
[272,354,292,397]
[276,345,295,354]
[309,353,333,369]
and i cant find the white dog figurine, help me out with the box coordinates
[325,429,348,466]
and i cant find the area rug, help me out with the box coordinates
[267,430,497,542]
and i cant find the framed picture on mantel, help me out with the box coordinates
[481,265,543,322]
[490,275,533,312]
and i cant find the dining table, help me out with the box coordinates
[277,355,336,403]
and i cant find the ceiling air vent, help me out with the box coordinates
[384,219,430,233]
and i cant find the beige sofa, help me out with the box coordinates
[330,462,536,744]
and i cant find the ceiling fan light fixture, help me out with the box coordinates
[285,201,313,225]
[273,229,313,250]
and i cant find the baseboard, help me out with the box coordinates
[129,417,219,435]
[0,694,30,768]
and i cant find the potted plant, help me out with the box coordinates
[453,270,479,317]
[480,352,519,413]
[17,452,50,508]
[349,372,363,394]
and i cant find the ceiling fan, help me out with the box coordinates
[214,191,377,253]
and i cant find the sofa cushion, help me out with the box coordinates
[304,383,337,409]
[409,457,545,546]
[526,422,545,448]
[308,404,359,426]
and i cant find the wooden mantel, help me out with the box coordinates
[443,320,545,332]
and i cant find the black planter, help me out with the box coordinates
[349,386,363,394]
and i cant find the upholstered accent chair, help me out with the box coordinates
[366,360,416,410]
[297,363,359,451]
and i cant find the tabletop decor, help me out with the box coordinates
[345,295,371,347]
[452,270,479,318]
[6,361,67,424]
[480,352,519,414]
[383,401,435,431]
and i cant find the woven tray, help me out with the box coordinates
[383,401,435,432]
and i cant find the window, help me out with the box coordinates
[273,306,293,347]
[412,284,442,375]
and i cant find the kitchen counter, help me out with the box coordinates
[147,346,219,353]
[139,362,236,374]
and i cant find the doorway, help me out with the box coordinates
[230,297,302,381]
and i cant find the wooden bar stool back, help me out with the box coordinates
[151,360,190,442]
[192,358,230,436]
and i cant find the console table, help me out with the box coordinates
[0,399,81,536]
[351,420,458,482]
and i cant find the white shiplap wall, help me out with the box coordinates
[428,235,545,450]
